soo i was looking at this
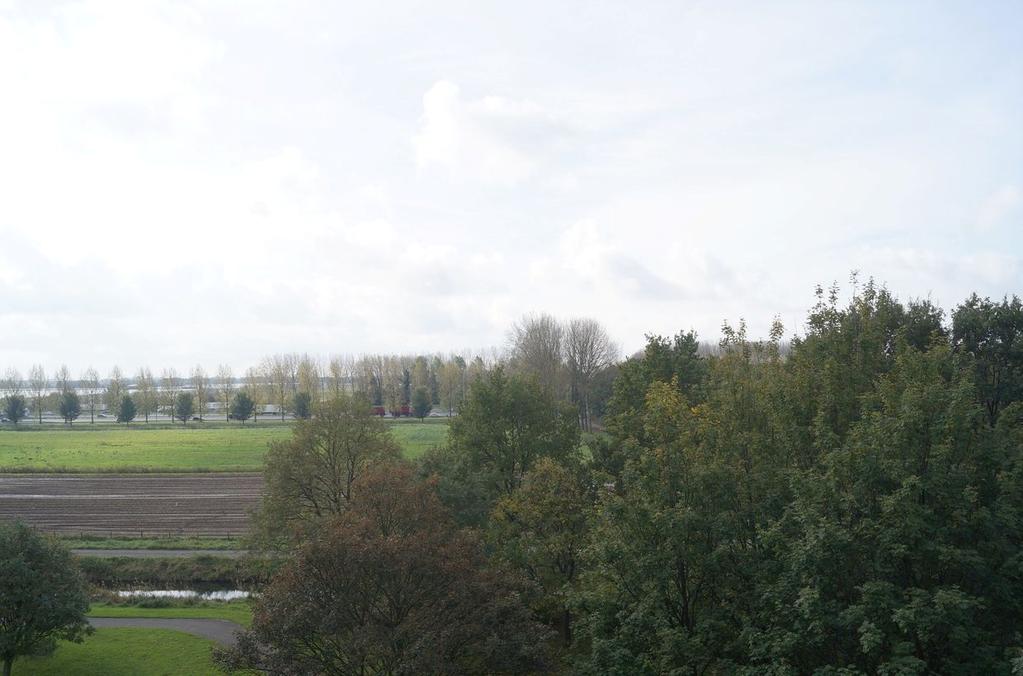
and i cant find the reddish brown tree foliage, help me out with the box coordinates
[217,462,552,675]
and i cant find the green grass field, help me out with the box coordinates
[0,420,448,472]
[89,600,253,627]
[16,628,224,675]
[62,535,243,550]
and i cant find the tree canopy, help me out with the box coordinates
[0,523,92,676]
[411,385,432,420]
[57,391,80,425]
[229,391,254,424]
[424,367,581,527]
[173,392,194,423]
[2,395,26,425]
[115,394,136,424]
[218,463,552,675]
[256,394,401,544]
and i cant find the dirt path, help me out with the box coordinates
[87,617,244,646]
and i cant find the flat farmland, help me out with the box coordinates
[0,420,448,472]
[0,473,262,536]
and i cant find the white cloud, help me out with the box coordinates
[976,185,1021,230]
[413,80,569,186]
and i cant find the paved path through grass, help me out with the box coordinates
[88,617,243,646]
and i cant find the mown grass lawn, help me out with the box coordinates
[89,600,254,627]
[16,627,225,675]
[0,420,448,471]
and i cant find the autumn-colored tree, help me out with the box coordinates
[218,463,552,674]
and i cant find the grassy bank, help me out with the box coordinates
[78,554,279,589]
[16,628,225,675]
[89,599,253,627]
[63,535,243,550]
[0,419,448,471]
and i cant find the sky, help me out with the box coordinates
[0,0,1021,374]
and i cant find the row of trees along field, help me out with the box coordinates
[0,315,620,426]
[225,283,1023,674]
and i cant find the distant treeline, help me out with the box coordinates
[0,315,622,425]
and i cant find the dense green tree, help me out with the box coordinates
[173,392,194,423]
[115,394,136,424]
[57,391,80,425]
[604,329,706,448]
[577,355,778,674]
[292,391,312,420]
[952,293,1023,425]
[2,395,26,425]
[426,367,580,526]
[411,385,432,420]
[450,367,580,495]
[745,345,1023,674]
[401,366,412,408]
[0,523,92,676]
[490,457,594,646]
[573,286,1023,674]
[783,279,939,456]
[229,391,254,424]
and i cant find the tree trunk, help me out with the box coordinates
[4,656,13,676]
[560,607,572,646]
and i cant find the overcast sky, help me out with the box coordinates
[1,1,1020,374]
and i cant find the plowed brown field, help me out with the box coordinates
[0,473,262,536]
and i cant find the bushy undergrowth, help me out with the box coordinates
[79,554,280,588]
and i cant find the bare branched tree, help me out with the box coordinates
[509,313,565,397]
[2,368,23,397]
[161,368,180,423]
[264,354,298,421]
[192,365,209,422]
[104,366,124,416]
[217,364,234,421]
[297,355,322,403]
[245,366,266,423]
[53,365,72,395]
[565,318,619,431]
[81,367,99,423]
[28,364,47,424]
[136,368,157,423]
